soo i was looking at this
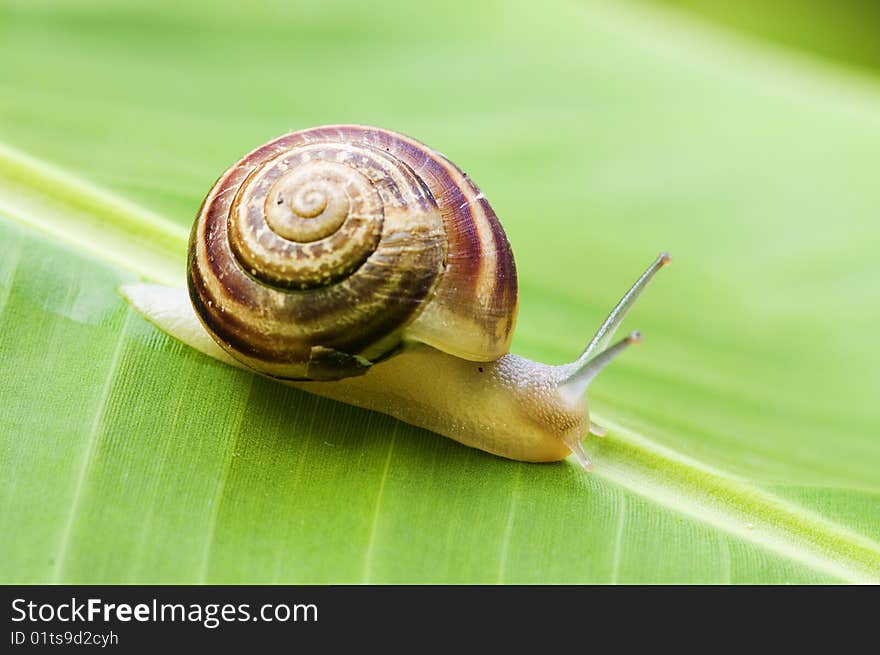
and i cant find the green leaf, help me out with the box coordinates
[1,0,878,583]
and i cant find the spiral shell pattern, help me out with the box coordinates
[189,125,517,380]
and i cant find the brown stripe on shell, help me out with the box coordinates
[366,126,517,357]
[187,258,307,365]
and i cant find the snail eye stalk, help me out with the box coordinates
[559,252,670,399]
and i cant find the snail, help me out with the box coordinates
[121,125,669,470]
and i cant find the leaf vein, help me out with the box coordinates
[51,309,132,583]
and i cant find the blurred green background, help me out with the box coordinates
[0,0,878,583]
[643,0,880,75]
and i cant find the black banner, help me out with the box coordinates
[0,585,869,649]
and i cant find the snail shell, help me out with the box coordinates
[188,125,517,380]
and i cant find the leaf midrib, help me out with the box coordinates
[593,418,880,583]
[0,141,188,287]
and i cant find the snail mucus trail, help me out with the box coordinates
[121,125,670,471]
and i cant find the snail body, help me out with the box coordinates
[122,125,669,469]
